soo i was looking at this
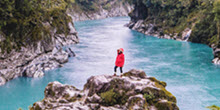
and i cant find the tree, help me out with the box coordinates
[214,0,220,46]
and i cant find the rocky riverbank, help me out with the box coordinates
[126,20,220,65]
[126,21,192,41]
[0,22,78,86]
[126,0,220,65]
[30,69,179,110]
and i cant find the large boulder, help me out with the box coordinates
[31,69,179,110]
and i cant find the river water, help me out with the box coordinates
[0,17,220,110]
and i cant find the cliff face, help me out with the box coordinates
[68,0,133,21]
[31,69,179,110]
[0,22,78,86]
[126,0,220,64]
[0,0,80,86]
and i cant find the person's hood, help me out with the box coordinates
[119,48,124,53]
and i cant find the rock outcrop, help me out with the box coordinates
[212,48,220,64]
[0,22,78,86]
[31,69,179,110]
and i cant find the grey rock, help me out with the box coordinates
[126,94,146,110]
[212,58,220,65]
[0,76,6,86]
[65,48,76,57]
[53,50,69,64]
[24,64,42,77]
[212,48,220,64]
[86,93,101,103]
[31,69,179,110]
[33,70,44,78]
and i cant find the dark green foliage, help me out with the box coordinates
[99,78,129,106]
[100,88,128,106]
[0,0,72,53]
[73,0,130,12]
[75,0,99,11]
[129,0,220,48]
[100,89,117,106]
[144,93,155,104]
[190,12,217,44]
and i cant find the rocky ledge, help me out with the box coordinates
[0,22,78,86]
[125,20,191,42]
[212,48,220,64]
[31,69,179,110]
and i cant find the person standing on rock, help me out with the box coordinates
[114,48,125,77]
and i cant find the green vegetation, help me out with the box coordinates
[72,0,130,12]
[100,89,118,106]
[0,0,74,53]
[100,80,128,106]
[129,0,220,48]
[207,105,220,110]
[143,92,155,104]
[74,0,99,11]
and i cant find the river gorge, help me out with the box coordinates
[0,17,220,110]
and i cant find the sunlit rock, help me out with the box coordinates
[31,69,179,110]
[0,76,6,86]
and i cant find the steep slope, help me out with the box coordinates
[126,0,220,64]
[68,0,133,21]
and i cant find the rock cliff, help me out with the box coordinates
[0,22,78,86]
[126,0,220,64]
[68,0,133,21]
[30,69,179,110]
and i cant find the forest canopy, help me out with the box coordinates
[129,0,220,48]
[0,0,74,53]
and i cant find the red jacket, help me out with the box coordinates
[115,53,125,67]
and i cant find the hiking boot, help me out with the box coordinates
[120,74,123,77]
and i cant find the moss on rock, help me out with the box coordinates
[155,100,179,110]
[123,69,147,78]
[100,88,128,106]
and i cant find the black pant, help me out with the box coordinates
[114,66,123,73]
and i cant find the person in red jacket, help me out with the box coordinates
[114,48,125,76]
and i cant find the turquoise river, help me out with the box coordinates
[0,17,220,110]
